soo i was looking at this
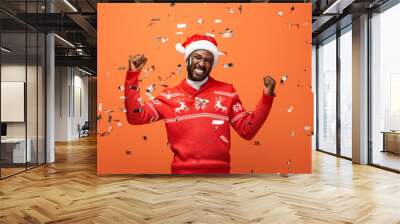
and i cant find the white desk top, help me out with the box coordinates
[1,138,27,143]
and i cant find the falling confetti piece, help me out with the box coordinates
[108,115,112,124]
[288,106,294,113]
[278,11,283,16]
[176,31,184,35]
[119,96,126,100]
[220,135,230,144]
[104,109,114,114]
[133,108,143,113]
[161,83,169,88]
[118,86,125,91]
[214,19,223,24]
[99,126,113,137]
[177,64,182,74]
[117,122,122,127]
[118,66,126,71]
[239,5,243,13]
[96,115,102,121]
[125,150,132,155]
[98,103,103,112]
[227,7,237,14]
[119,108,127,113]
[197,18,204,24]
[177,23,187,29]
[223,63,234,68]
[288,23,300,28]
[146,84,156,94]
[254,140,261,146]
[280,74,288,85]
[150,17,160,22]
[220,28,233,38]
[304,125,311,131]
[155,36,168,44]
[212,120,224,125]
[205,32,215,38]
[290,130,295,137]
[143,65,155,75]
[143,136,148,140]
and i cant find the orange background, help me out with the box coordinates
[97,3,312,174]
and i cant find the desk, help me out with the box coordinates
[381,131,400,154]
[1,138,31,163]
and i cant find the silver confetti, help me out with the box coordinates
[119,96,126,100]
[278,11,283,16]
[220,28,233,38]
[177,23,187,29]
[214,19,223,24]
[118,66,126,71]
[288,106,294,113]
[288,23,300,29]
[143,65,155,74]
[280,74,288,85]
[99,126,113,137]
[205,32,215,38]
[176,31,184,35]
[177,64,182,74]
[118,85,125,91]
[227,7,237,14]
[146,84,156,94]
[197,18,204,24]
[98,103,103,112]
[117,122,122,127]
[223,63,234,68]
[304,125,311,131]
[220,135,230,143]
[150,17,160,22]
[156,36,168,44]
[119,108,127,113]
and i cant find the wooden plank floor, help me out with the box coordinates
[1,136,400,224]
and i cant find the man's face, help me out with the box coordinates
[186,50,214,81]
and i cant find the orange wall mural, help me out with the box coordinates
[97,3,313,174]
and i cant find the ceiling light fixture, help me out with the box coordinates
[63,0,78,12]
[54,34,75,48]
[1,47,11,53]
[78,67,93,76]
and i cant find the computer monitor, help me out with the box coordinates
[1,123,7,137]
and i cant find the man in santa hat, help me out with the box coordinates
[125,34,276,174]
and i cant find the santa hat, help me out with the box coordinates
[175,34,222,66]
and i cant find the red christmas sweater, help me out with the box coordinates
[124,70,274,174]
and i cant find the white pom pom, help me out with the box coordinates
[175,43,185,54]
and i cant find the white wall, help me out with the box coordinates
[55,67,89,141]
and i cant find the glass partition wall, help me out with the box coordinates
[0,1,46,179]
[316,26,353,159]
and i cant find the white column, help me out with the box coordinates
[352,14,369,164]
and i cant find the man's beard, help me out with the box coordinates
[187,63,211,81]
